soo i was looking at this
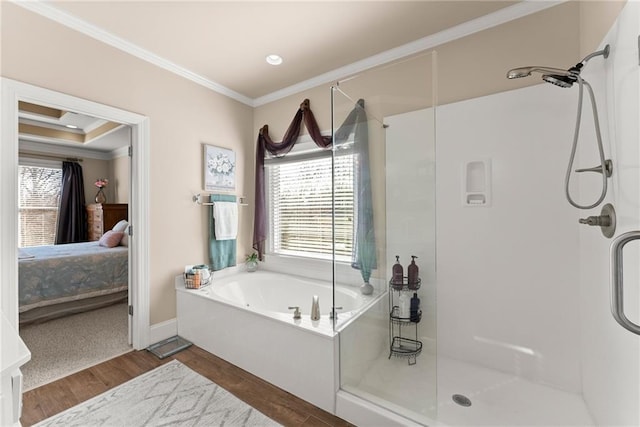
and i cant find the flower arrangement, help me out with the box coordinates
[94,178,109,188]
[245,252,259,272]
[208,153,234,176]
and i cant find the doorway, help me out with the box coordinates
[1,78,150,352]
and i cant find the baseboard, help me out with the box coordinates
[147,318,177,346]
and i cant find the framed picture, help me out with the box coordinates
[203,144,236,192]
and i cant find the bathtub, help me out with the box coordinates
[175,269,380,413]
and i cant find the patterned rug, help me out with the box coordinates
[35,360,281,426]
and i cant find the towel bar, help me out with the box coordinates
[193,193,248,206]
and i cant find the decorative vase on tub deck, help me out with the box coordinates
[245,253,259,272]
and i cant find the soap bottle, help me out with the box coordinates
[410,292,421,322]
[399,292,411,319]
[408,255,419,289]
[392,255,404,289]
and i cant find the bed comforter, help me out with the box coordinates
[18,242,128,313]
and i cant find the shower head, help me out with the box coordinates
[506,66,573,80]
[542,74,576,88]
[506,44,610,86]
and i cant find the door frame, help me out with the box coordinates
[1,78,151,349]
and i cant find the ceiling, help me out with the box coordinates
[38,1,534,105]
[18,101,130,155]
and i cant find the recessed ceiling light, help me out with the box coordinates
[65,124,79,129]
[266,54,283,66]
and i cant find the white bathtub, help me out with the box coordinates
[175,269,380,413]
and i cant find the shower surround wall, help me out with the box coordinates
[577,1,640,424]
[436,84,582,393]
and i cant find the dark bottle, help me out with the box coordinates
[408,255,419,289]
[392,255,404,289]
[410,292,421,322]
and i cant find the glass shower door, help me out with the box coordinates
[332,51,438,424]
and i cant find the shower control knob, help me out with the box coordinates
[579,215,611,227]
[578,203,616,238]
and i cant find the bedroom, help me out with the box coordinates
[16,102,133,390]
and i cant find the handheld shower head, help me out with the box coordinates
[506,44,610,86]
[506,66,573,80]
[542,74,576,88]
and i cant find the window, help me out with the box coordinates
[18,162,62,247]
[268,151,354,261]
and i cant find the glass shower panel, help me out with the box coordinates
[333,51,437,424]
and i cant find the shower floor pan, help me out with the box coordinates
[345,353,594,426]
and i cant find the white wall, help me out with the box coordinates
[436,84,582,392]
[578,2,640,425]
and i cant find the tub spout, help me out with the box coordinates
[311,295,320,321]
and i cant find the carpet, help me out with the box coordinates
[20,303,131,391]
[35,360,281,427]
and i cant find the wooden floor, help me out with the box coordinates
[21,345,353,427]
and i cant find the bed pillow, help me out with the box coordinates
[112,220,129,233]
[99,230,124,248]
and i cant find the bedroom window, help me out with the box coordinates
[18,162,63,247]
[267,151,354,262]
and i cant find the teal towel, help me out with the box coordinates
[209,194,237,271]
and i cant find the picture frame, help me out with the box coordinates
[203,144,236,192]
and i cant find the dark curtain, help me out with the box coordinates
[55,161,87,244]
[253,99,332,259]
[253,99,376,283]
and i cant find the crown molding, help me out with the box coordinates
[111,145,130,159]
[14,0,566,108]
[12,0,254,107]
[19,139,113,160]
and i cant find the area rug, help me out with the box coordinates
[35,360,281,427]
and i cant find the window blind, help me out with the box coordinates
[18,165,62,247]
[268,153,354,261]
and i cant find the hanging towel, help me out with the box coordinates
[213,201,238,240]
[209,194,237,271]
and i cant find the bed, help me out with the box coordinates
[18,241,128,325]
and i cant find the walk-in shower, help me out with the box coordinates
[507,45,612,209]
[332,43,629,426]
[331,4,639,425]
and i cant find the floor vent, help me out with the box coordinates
[147,336,192,359]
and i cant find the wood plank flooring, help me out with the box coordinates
[21,345,354,427]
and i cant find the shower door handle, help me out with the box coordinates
[610,231,640,336]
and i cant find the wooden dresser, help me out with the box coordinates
[86,203,128,241]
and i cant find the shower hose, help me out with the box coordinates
[564,74,609,209]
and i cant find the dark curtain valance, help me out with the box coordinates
[253,98,376,284]
[252,99,328,260]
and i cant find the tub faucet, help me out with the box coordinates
[288,306,301,320]
[311,295,320,321]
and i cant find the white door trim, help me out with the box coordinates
[0,78,151,349]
